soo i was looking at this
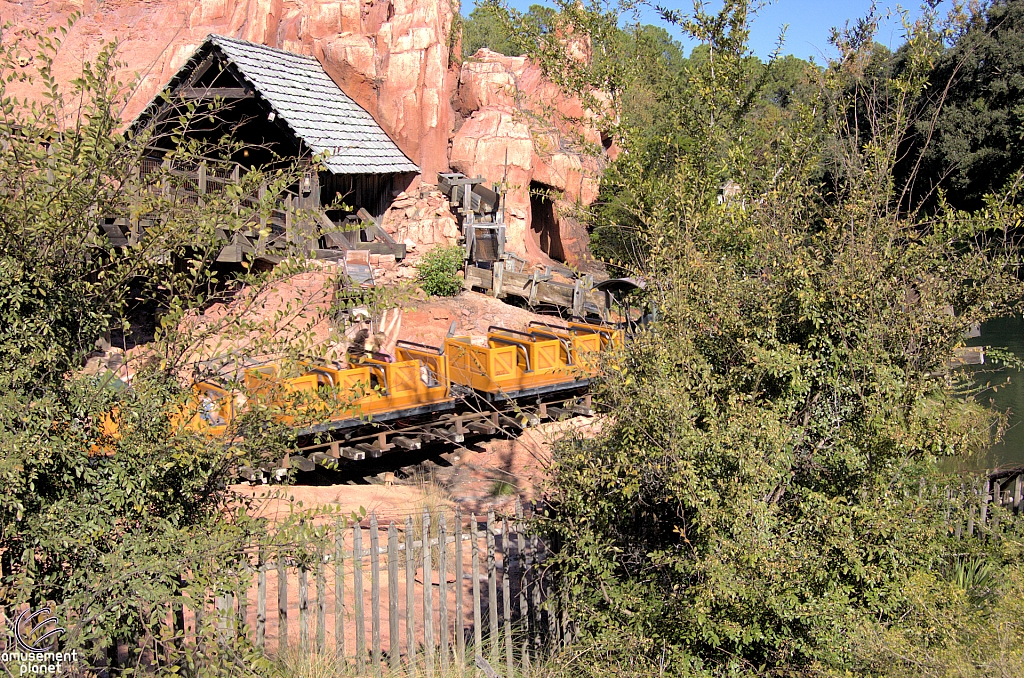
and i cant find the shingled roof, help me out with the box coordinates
[140,35,418,175]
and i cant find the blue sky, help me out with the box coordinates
[486,0,947,62]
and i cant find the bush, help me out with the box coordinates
[527,1,1024,674]
[417,245,464,297]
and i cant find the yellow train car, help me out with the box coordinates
[177,382,237,436]
[444,326,580,396]
[241,344,453,428]
[93,381,237,455]
[568,321,625,351]
[526,321,604,376]
[243,362,372,427]
[94,319,621,465]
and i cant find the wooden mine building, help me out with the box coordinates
[107,34,417,262]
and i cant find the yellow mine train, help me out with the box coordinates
[175,321,622,472]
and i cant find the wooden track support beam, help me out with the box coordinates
[340,447,366,461]
[391,436,422,450]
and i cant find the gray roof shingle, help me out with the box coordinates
[167,35,418,175]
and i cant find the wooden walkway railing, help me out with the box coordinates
[102,158,405,263]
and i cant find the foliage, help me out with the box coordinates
[899,0,1024,212]
[488,0,1024,673]
[417,245,465,297]
[490,479,517,497]
[844,551,1024,677]
[0,21,339,670]
[462,2,556,57]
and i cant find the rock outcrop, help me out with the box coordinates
[2,0,613,266]
[2,0,458,179]
[451,48,609,265]
[380,186,460,248]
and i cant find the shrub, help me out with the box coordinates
[417,245,464,297]
[490,479,517,497]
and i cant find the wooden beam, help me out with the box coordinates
[467,420,497,435]
[355,443,382,458]
[289,455,315,472]
[340,447,366,461]
[391,436,421,450]
[184,53,219,88]
[351,242,407,258]
[174,87,252,99]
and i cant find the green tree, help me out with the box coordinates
[463,3,518,56]
[0,24,330,668]
[901,0,1024,211]
[500,0,1024,672]
[462,2,556,56]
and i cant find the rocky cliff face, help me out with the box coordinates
[1,0,612,265]
[452,48,609,265]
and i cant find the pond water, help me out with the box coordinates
[951,316,1024,472]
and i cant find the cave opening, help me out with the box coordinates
[530,181,565,262]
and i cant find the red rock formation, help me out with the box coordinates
[2,0,613,265]
[1,0,457,179]
[450,48,608,266]
[380,186,459,248]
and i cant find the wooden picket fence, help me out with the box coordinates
[940,468,1024,539]
[183,499,569,674]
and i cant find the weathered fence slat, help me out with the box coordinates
[471,513,482,653]
[388,522,401,673]
[981,478,991,526]
[193,594,204,647]
[487,510,498,662]
[173,594,185,651]
[256,550,266,648]
[299,566,309,652]
[454,508,465,666]
[992,489,1003,534]
[215,595,229,644]
[277,557,288,654]
[439,512,450,672]
[316,553,326,653]
[564,587,574,648]
[516,499,530,668]
[336,517,346,664]
[370,513,382,673]
[354,523,366,673]
[238,575,248,638]
[530,531,542,653]
[944,488,953,536]
[502,518,513,675]
[423,509,435,676]
[547,583,558,648]
[405,515,416,671]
